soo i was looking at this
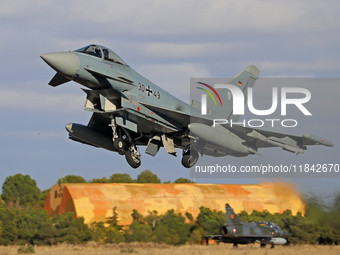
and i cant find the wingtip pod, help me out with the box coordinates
[303,134,334,147]
[244,65,260,77]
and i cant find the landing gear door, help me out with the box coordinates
[115,116,137,133]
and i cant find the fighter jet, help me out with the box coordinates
[40,44,334,168]
[204,203,291,248]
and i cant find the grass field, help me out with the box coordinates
[2,243,340,255]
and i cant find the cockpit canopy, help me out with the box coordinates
[262,221,281,229]
[74,44,128,66]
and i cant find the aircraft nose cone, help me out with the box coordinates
[40,52,79,78]
[282,231,291,238]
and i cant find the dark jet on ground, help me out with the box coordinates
[40,44,334,168]
[204,203,291,248]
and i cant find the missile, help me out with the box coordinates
[247,130,305,154]
[65,123,116,152]
[303,134,334,147]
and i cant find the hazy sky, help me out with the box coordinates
[0,0,339,199]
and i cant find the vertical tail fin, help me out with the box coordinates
[206,65,260,121]
[226,203,243,224]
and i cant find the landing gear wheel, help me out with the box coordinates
[260,244,266,248]
[181,149,199,168]
[113,138,127,152]
[125,149,141,168]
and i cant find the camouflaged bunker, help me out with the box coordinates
[43,182,304,225]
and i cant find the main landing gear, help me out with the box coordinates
[260,243,275,248]
[181,148,199,168]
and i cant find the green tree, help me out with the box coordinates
[36,188,51,208]
[91,222,106,243]
[2,174,41,207]
[91,221,125,244]
[174,178,194,183]
[151,223,169,243]
[52,213,93,244]
[109,173,135,183]
[89,177,110,183]
[166,229,180,245]
[185,212,194,223]
[105,227,125,243]
[156,209,193,244]
[196,206,225,236]
[282,211,320,244]
[131,209,144,224]
[136,170,161,183]
[304,194,340,244]
[0,205,19,245]
[106,206,123,230]
[58,175,86,184]
[144,210,162,229]
[125,221,153,242]
[16,208,53,245]
[189,228,203,244]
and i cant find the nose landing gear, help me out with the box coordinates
[113,137,127,152]
[111,119,141,168]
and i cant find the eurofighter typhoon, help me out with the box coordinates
[40,44,334,168]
